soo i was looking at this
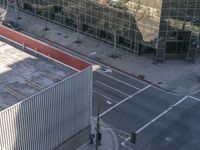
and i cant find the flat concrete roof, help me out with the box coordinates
[0,40,77,111]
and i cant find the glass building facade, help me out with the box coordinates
[12,0,161,55]
[156,0,200,61]
[2,0,200,61]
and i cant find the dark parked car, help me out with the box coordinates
[2,20,21,31]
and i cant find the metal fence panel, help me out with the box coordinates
[0,67,92,150]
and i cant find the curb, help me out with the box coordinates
[100,120,119,150]
[77,119,119,150]
[21,29,181,96]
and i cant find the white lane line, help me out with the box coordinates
[137,108,173,134]
[191,88,200,95]
[93,90,116,104]
[121,96,188,146]
[106,101,112,105]
[121,137,131,146]
[96,71,140,90]
[118,135,127,140]
[136,96,188,134]
[121,142,134,150]
[188,96,200,102]
[97,65,181,97]
[99,68,180,96]
[96,80,130,97]
[109,68,148,86]
[99,85,151,117]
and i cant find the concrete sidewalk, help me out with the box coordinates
[3,7,200,95]
[77,119,119,150]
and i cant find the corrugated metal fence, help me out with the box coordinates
[0,67,92,150]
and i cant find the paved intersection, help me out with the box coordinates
[92,66,200,150]
[7,17,200,149]
[7,27,200,150]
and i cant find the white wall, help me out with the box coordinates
[0,67,92,150]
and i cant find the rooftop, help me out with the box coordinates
[0,40,77,111]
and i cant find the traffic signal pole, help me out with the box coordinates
[96,99,101,150]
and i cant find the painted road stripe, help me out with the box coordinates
[121,96,188,146]
[118,135,127,140]
[188,95,200,102]
[191,88,200,95]
[136,96,188,134]
[96,71,140,90]
[96,80,130,97]
[100,85,151,117]
[93,90,116,104]
[106,100,112,105]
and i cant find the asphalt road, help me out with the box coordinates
[15,22,200,150]
[92,66,200,150]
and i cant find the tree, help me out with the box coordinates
[109,22,122,57]
[14,0,20,19]
[60,0,82,43]
[107,3,124,57]
[75,13,81,42]
[96,19,105,46]
[132,0,151,22]
[130,0,151,54]
[105,0,152,55]
[74,0,83,43]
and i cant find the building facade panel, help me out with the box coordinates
[0,67,92,150]
[156,0,200,61]
[15,0,161,54]
[2,0,199,61]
